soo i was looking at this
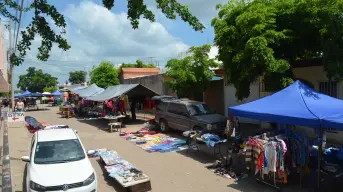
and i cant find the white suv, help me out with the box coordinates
[21,129,98,192]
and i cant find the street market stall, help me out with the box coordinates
[85,84,159,132]
[228,80,343,190]
[99,150,151,191]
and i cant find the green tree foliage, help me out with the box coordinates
[120,60,156,70]
[90,61,120,88]
[17,67,58,92]
[69,70,86,84]
[1,0,204,66]
[165,44,219,97]
[212,0,343,100]
[43,86,57,93]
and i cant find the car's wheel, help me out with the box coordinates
[159,119,169,132]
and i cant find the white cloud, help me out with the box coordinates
[11,1,190,87]
[209,46,218,59]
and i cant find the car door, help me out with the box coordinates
[26,135,36,188]
[167,103,190,131]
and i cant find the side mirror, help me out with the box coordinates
[87,150,96,156]
[21,156,30,162]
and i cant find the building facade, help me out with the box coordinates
[0,24,9,92]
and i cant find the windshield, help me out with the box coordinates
[34,139,85,164]
[187,103,213,116]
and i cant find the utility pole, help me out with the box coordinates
[149,57,155,64]
[5,24,14,111]
[84,71,87,84]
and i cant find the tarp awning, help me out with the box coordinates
[87,84,159,101]
[70,86,87,92]
[73,84,104,97]
[51,90,62,96]
[229,80,343,129]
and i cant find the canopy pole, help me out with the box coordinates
[317,124,323,189]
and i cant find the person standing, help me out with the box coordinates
[16,99,25,112]
[130,100,137,121]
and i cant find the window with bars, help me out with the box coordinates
[319,81,338,98]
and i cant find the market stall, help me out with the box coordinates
[85,84,159,132]
[228,80,343,190]
[99,150,151,191]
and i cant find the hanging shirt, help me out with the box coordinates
[263,141,277,173]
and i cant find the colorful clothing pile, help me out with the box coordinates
[122,128,187,153]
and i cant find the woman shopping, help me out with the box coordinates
[16,99,25,112]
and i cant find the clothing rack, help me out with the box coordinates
[245,131,308,191]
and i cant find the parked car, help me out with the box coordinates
[153,97,228,134]
[21,128,97,192]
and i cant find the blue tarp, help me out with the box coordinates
[229,80,343,130]
[73,84,104,97]
[21,90,31,96]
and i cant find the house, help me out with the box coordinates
[119,68,160,82]
[122,73,176,96]
[0,24,9,92]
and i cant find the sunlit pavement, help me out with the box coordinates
[8,107,283,192]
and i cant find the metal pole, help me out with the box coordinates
[5,24,14,112]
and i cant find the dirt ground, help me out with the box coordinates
[9,107,305,192]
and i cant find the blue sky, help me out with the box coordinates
[3,0,225,88]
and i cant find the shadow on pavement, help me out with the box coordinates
[96,159,128,192]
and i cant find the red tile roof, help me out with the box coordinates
[121,68,160,79]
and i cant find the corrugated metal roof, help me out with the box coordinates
[73,84,104,97]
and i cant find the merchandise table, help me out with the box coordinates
[99,150,151,192]
[102,115,126,123]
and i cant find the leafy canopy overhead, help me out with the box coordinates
[1,0,204,66]
[212,0,343,100]
[69,70,86,84]
[120,60,156,70]
[17,67,58,92]
[43,86,57,93]
[165,44,219,97]
[90,61,120,88]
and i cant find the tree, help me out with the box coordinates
[69,70,85,84]
[43,86,57,93]
[165,44,219,97]
[17,67,58,92]
[1,0,205,67]
[120,60,156,70]
[90,61,120,88]
[212,0,343,100]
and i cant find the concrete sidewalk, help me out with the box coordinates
[8,123,31,191]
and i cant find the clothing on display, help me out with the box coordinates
[99,150,149,185]
[243,130,309,185]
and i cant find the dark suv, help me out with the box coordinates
[153,96,228,134]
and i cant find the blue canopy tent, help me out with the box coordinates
[228,80,343,188]
[51,90,62,96]
[229,80,343,130]
[20,90,31,96]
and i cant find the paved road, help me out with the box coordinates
[8,107,309,192]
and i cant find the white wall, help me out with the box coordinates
[224,80,260,124]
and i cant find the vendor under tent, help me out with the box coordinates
[228,80,343,189]
[86,84,159,121]
[73,83,104,98]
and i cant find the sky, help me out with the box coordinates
[2,0,225,89]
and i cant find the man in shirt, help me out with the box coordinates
[16,99,25,112]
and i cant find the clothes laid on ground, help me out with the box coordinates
[121,128,187,153]
[99,150,149,183]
